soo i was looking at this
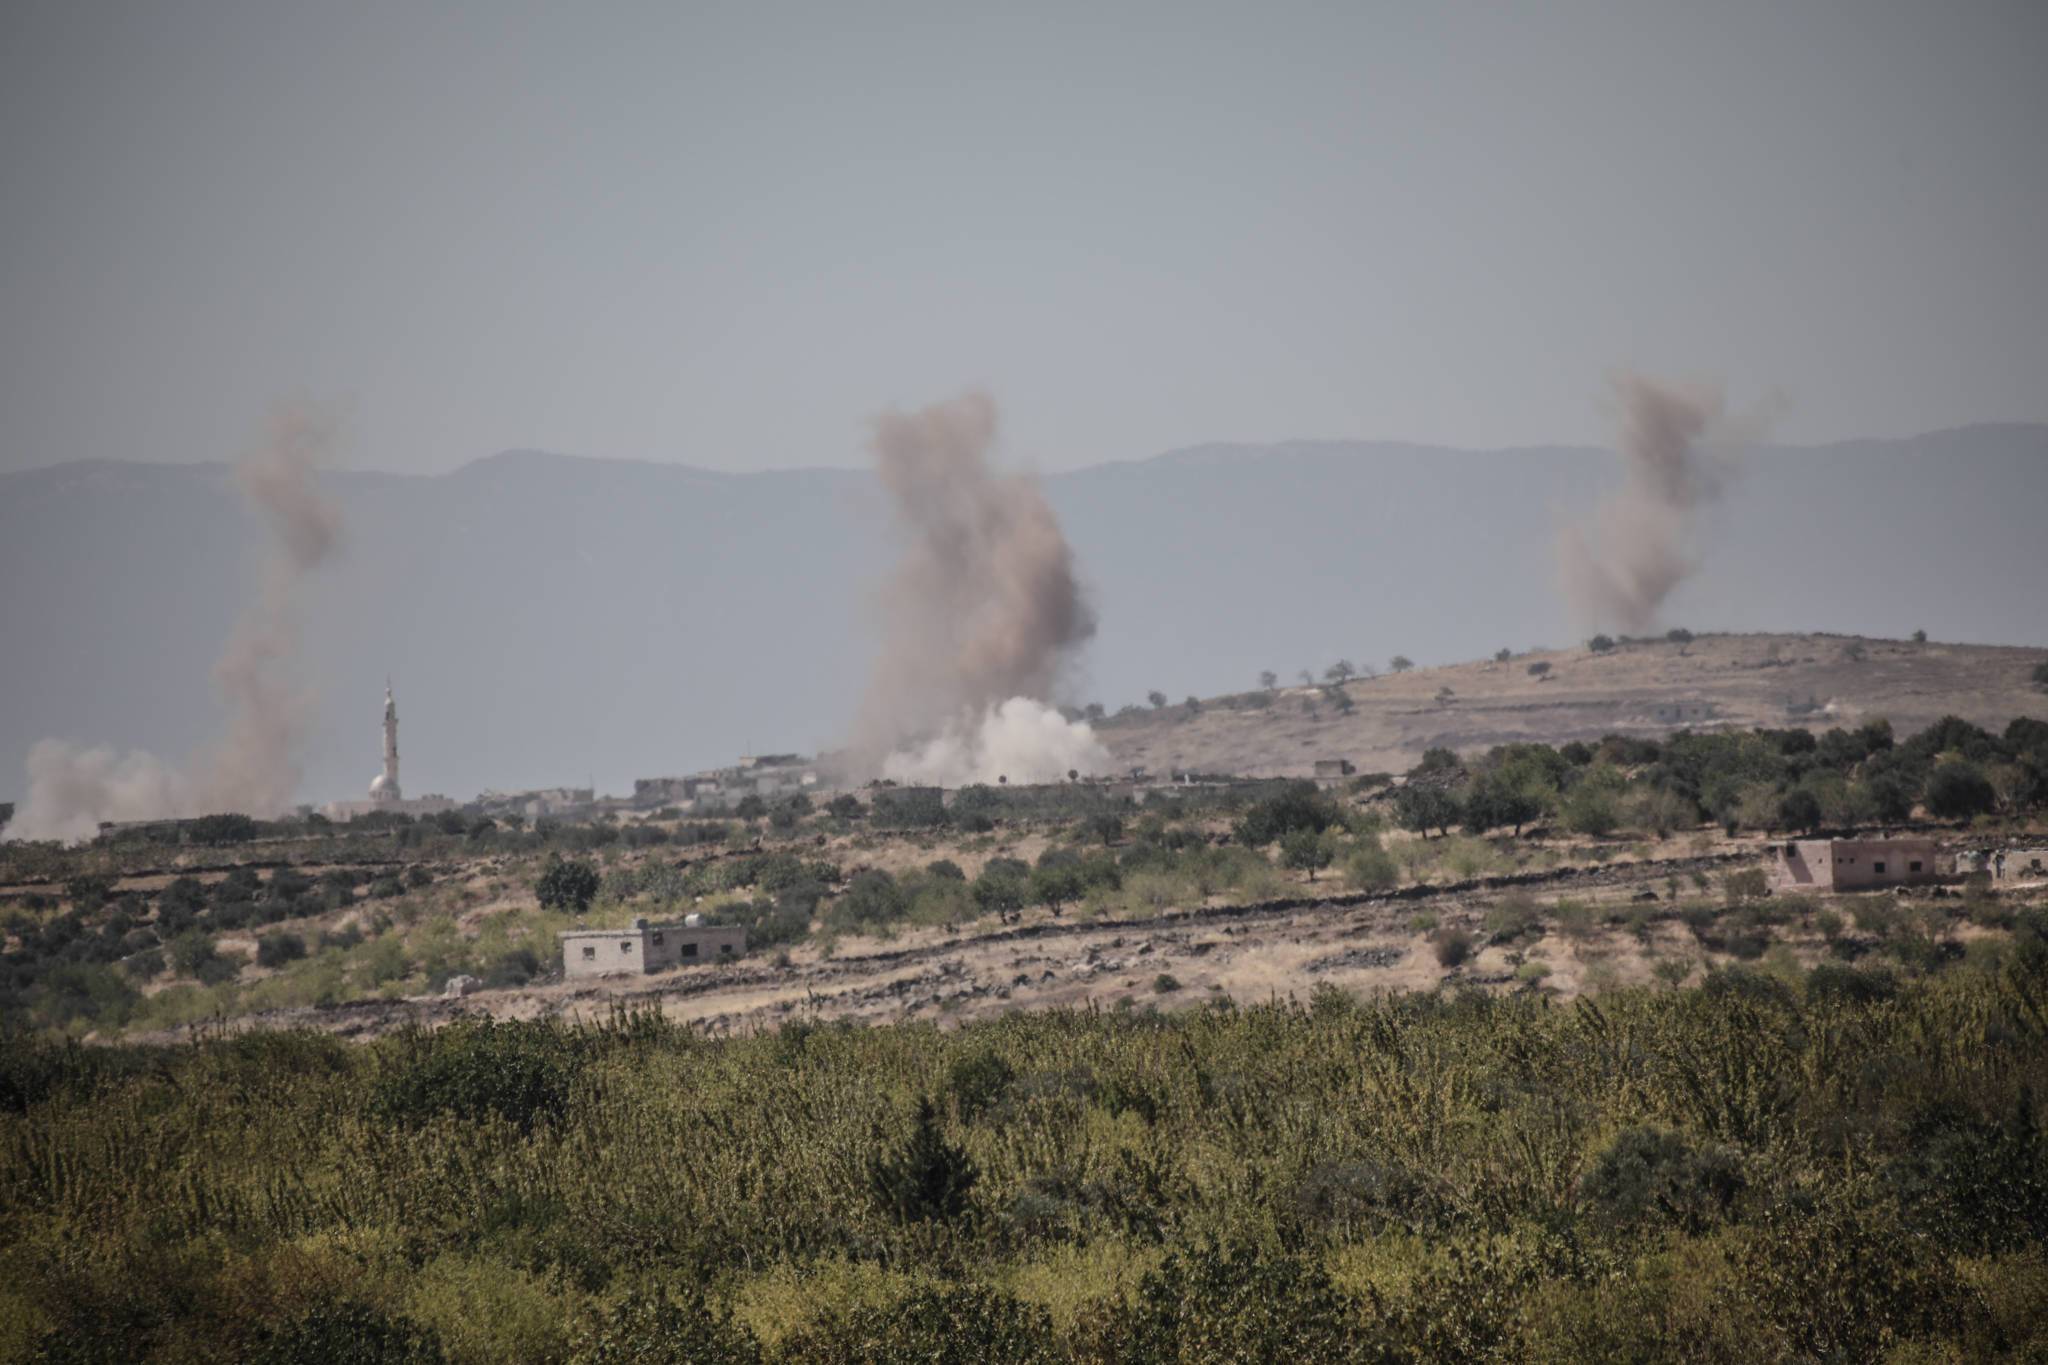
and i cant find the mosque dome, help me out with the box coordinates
[370,773,391,795]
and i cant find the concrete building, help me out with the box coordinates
[324,683,456,821]
[633,754,819,812]
[559,917,746,980]
[1974,843,2048,888]
[1312,758,1356,783]
[1770,838,1945,892]
[1650,700,1718,726]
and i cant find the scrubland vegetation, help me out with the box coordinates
[6,952,2048,1360]
[4,715,2046,1038]
[3,704,2048,1357]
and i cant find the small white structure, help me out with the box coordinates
[560,917,746,980]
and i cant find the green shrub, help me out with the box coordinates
[780,1285,1055,1364]
[256,932,308,969]
[824,870,906,934]
[567,1287,761,1365]
[372,1020,574,1130]
[244,1301,446,1365]
[1484,891,1542,943]
[1805,962,1897,1004]
[1581,1126,1744,1234]
[1232,783,1340,847]
[1088,1242,1368,1360]
[946,1048,1015,1120]
[868,1096,977,1224]
[536,855,600,914]
[1431,927,1476,968]
[1729,1198,1967,1360]
[1343,843,1399,891]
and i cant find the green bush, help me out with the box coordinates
[780,1285,1056,1364]
[1925,760,1997,819]
[1089,1242,1369,1360]
[1730,1198,1967,1360]
[1431,927,1476,968]
[1232,783,1340,847]
[244,1301,446,1365]
[869,1096,977,1224]
[256,932,308,969]
[567,1287,761,1365]
[1581,1125,1744,1234]
[372,1020,574,1130]
[536,855,601,914]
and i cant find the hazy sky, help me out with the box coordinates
[3,0,2043,476]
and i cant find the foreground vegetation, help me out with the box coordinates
[6,947,2048,1360]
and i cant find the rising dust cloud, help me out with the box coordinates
[1559,373,1738,635]
[8,407,343,841]
[856,391,1109,787]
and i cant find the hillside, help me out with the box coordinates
[1097,632,2048,779]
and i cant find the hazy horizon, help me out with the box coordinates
[12,415,2046,484]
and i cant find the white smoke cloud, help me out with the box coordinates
[854,392,1102,787]
[881,697,1112,788]
[6,406,343,842]
[8,741,194,842]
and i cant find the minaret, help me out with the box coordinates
[379,681,402,801]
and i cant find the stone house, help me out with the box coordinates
[1769,838,1945,893]
[560,917,746,980]
[1993,847,2048,884]
[1650,700,1718,726]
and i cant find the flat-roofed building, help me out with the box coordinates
[560,917,746,980]
[1769,838,1945,892]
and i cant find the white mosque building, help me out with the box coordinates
[322,683,457,822]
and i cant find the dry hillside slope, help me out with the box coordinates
[1098,632,2048,779]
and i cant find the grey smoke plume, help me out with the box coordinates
[856,391,1097,767]
[8,406,343,840]
[201,405,345,815]
[1559,373,1733,635]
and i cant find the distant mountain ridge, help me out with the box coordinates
[2,423,2043,803]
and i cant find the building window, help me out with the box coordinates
[683,943,698,959]
[581,946,595,960]
[651,933,664,945]
[720,943,733,954]
[1909,861,1922,873]
[1873,862,1886,875]
[621,941,633,954]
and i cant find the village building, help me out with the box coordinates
[633,754,819,811]
[559,916,746,980]
[2003,848,2048,882]
[1312,758,1357,783]
[1769,837,1946,892]
[1966,846,2048,884]
[1650,700,1718,726]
